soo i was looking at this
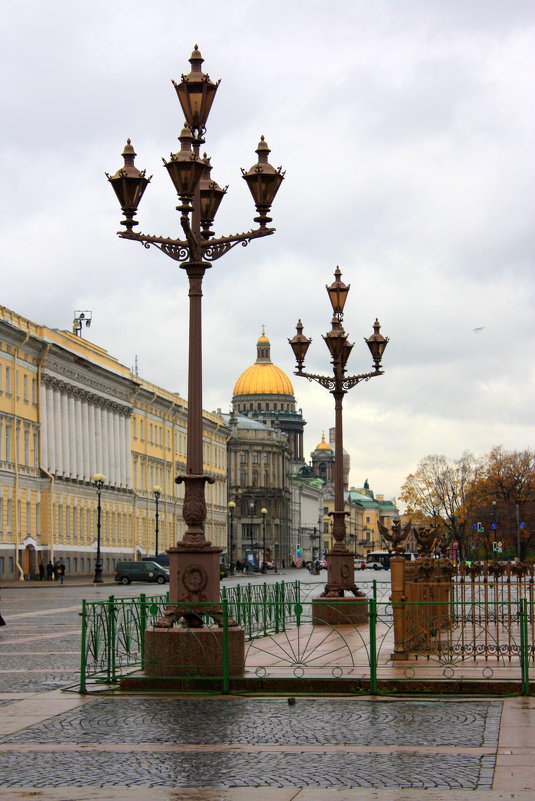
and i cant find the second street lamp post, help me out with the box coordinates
[153,486,162,557]
[228,501,236,575]
[107,46,283,632]
[92,474,106,585]
[289,268,388,613]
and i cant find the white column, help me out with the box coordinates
[125,415,131,489]
[101,406,109,479]
[40,385,48,471]
[114,410,121,487]
[68,394,76,478]
[61,393,69,477]
[53,388,62,476]
[88,403,96,478]
[118,413,126,488]
[74,396,83,479]
[107,408,115,486]
[82,400,90,481]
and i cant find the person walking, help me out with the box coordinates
[57,561,66,585]
[53,562,59,582]
[46,561,54,581]
[38,561,45,581]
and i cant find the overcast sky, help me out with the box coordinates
[1,0,534,505]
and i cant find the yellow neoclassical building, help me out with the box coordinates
[0,305,228,580]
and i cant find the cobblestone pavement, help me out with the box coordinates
[1,582,535,800]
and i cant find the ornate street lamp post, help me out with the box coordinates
[153,485,162,557]
[228,500,236,575]
[289,268,388,609]
[107,46,283,629]
[92,473,106,585]
[261,507,268,570]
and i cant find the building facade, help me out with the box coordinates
[0,305,228,580]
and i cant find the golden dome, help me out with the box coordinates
[315,433,332,451]
[233,363,294,396]
[233,329,294,397]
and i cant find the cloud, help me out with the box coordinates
[1,0,534,503]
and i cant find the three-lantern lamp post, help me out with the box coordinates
[289,268,388,599]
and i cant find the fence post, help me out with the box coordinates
[222,598,230,694]
[520,598,530,696]
[369,598,377,695]
[107,595,116,683]
[79,599,87,694]
[139,593,147,670]
[261,582,266,636]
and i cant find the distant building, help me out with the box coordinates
[227,330,323,567]
[0,305,228,580]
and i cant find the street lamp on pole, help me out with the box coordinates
[228,501,236,575]
[107,46,283,626]
[261,507,268,570]
[249,501,255,572]
[152,485,162,557]
[289,268,388,599]
[92,474,106,585]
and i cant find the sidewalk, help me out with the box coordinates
[0,692,533,799]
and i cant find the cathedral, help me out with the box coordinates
[225,330,323,568]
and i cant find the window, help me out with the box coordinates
[5,367,11,395]
[240,451,248,464]
[23,375,29,402]
[32,378,37,404]
[5,421,12,462]
[263,453,270,465]
[366,516,370,524]
[252,452,259,464]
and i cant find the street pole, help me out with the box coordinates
[153,486,161,557]
[261,507,267,570]
[107,46,283,626]
[289,268,388,600]
[228,501,235,575]
[92,474,106,585]
[516,502,521,561]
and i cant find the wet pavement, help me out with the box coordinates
[1,579,534,799]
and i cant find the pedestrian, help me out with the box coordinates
[38,561,45,581]
[53,562,59,582]
[46,561,54,581]
[235,559,242,573]
[57,561,66,585]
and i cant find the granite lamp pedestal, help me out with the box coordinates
[145,543,245,678]
[312,550,368,626]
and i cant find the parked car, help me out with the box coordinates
[114,560,169,585]
[220,562,230,579]
[142,554,169,567]
[354,559,367,570]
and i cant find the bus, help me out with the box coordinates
[365,550,415,570]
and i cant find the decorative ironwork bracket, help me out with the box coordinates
[118,226,275,263]
[294,368,383,393]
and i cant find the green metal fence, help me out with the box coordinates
[78,581,533,694]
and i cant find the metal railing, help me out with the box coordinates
[78,582,533,695]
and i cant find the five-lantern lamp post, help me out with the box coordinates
[107,46,283,625]
[153,485,162,558]
[289,268,388,601]
[92,473,106,585]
